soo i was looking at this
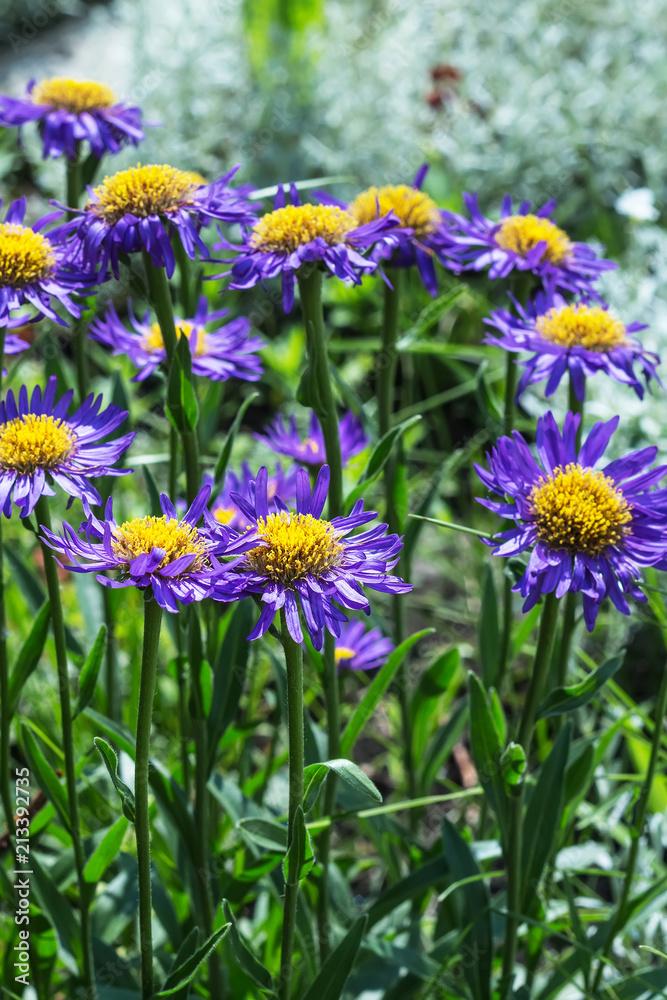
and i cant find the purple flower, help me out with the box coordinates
[254,411,367,468]
[442,193,616,295]
[40,486,257,612]
[211,465,411,648]
[217,183,404,312]
[0,376,134,518]
[335,620,394,671]
[2,332,30,375]
[89,295,263,383]
[0,197,89,328]
[211,462,299,531]
[485,289,660,402]
[321,164,451,296]
[54,163,254,279]
[475,411,667,630]
[0,77,145,161]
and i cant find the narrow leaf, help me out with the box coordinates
[344,415,422,511]
[479,567,499,687]
[537,653,625,719]
[467,672,507,839]
[222,899,274,990]
[83,816,129,883]
[8,600,50,716]
[300,916,368,1000]
[74,624,107,718]
[94,737,136,823]
[21,724,71,833]
[156,924,231,995]
[283,805,314,885]
[303,758,382,813]
[213,392,260,488]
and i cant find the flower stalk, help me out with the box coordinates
[0,324,13,841]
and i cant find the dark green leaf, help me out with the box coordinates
[21,724,71,833]
[74,624,107,718]
[537,654,625,719]
[368,856,449,927]
[84,708,134,756]
[156,924,230,995]
[300,916,368,1000]
[213,392,260,488]
[237,816,287,853]
[208,600,254,772]
[222,899,274,990]
[8,601,50,716]
[303,758,382,813]
[94,737,136,823]
[599,967,667,1000]
[479,566,499,687]
[467,672,507,839]
[283,805,314,885]
[344,415,422,511]
[398,285,467,342]
[29,853,80,965]
[143,464,163,517]
[165,926,199,1000]
[4,545,83,657]
[420,701,468,794]
[83,816,129,883]
[165,337,198,432]
[411,647,462,766]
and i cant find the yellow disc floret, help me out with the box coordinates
[32,78,116,114]
[335,646,356,665]
[495,214,572,264]
[213,505,238,526]
[143,321,207,356]
[89,164,200,224]
[245,511,344,584]
[535,303,628,352]
[112,515,208,572]
[249,205,356,254]
[0,224,55,288]
[349,184,440,239]
[530,464,632,555]
[0,414,76,473]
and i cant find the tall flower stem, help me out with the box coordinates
[556,376,585,689]
[36,497,96,999]
[0,326,13,842]
[500,592,560,997]
[135,592,163,1000]
[173,237,196,317]
[297,265,342,961]
[279,606,305,1000]
[65,143,90,404]
[592,651,667,991]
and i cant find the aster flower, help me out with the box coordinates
[0,376,133,518]
[218,183,404,312]
[2,332,29,374]
[320,164,451,296]
[40,486,256,612]
[211,465,411,649]
[475,411,667,630]
[335,620,394,671]
[89,295,263,383]
[54,163,254,279]
[210,462,299,531]
[0,77,145,161]
[0,196,88,328]
[442,193,616,295]
[485,289,660,402]
[254,411,367,468]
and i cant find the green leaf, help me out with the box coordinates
[341,629,433,757]
[537,653,625,719]
[599,967,667,1000]
[165,336,198,432]
[213,392,260,488]
[236,817,287,854]
[479,567,499,687]
[303,758,382,814]
[300,915,368,1000]
[467,672,507,838]
[208,600,254,773]
[74,624,107,718]
[344,415,422,511]
[29,852,81,965]
[368,855,449,927]
[283,805,314,885]
[83,816,129,883]
[411,647,463,767]
[94,737,136,823]
[8,600,50,716]
[398,285,467,343]
[156,924,231,995]
[4,545,83,657]
[419,701,468,794]
[143,464,163,517]
[21,724,71,833]
[222,899,274,991]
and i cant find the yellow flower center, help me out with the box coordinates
[111,515,208,572]
[495,214,572,263]
[249,204,356,254]
[143,321,207,356]
[349,184,441,239]
[0,224,55,288]
[245,511,344,584]
[535,303,628,352]
[32,78,116,114]
[530,463,632,556]
[335,646,356,665]
[183,171,208,187]
[0,414,76,473]
[89,164,200,225]
[213,505,237,525]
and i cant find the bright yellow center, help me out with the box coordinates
[0,224,55,288]
[213,506,237,525]
[89,164,200,224]
[0,414,76,473]
[335,647,356,665]
[249,205,356,254]
[183,171,208,187]
[535,303,628,352]
[495,214,572,263]
[530,464,632,555]
[245,511,344,584]
[111,516,208,572]
[32,78,116,113]
[349,184,440,239]
[143,321,207,356]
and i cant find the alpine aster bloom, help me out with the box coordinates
[476,411,667,630]
[0,77,145,161]
[2,332,30,374]
[0,376,133,518]
[0,197,87,328]
[485,290,660,402]
[213,465,411,648]
[40,486,256,612]
[219,183,403,312]
[442,193,616,295]
[55,163,254,279]
[254,411,367,468]
[89,295,263,383]
[211,462,299,531]
[335,621,394,671]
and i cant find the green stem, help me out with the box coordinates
[66,145,90,404]
[142,252,178,364]
[516,593,560,752]
[568,373,585,455]
[503,350,517,439]
[316,631,340,962]
[173,237,196,317]
[498,353,518,690]
[135,592,163,1000]
[168,426,179,500]
[36,498,96,999]
[557,376,585,690]
[279,607,305,1000]
[0,326,13,842]
[182,429,200,507]
[592,652,667,991]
